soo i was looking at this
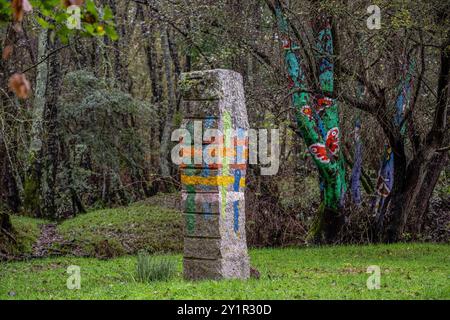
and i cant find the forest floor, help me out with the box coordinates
[2,201,183,260]
[0,243,449,300]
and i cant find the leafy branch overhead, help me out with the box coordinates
[1,0,118,99]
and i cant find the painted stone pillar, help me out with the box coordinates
[178,69,250,280]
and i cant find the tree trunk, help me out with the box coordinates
[273,3,347,243]
[138,5,163,192]
[386,147,448,242]
[0,211,12,232]
[413,151,448,234]
[386,33,449,242]
[159,26,177,188]
[109,0,132,91]
[0,210,14,253]
[385,139,409,242]
[41,39,63,219]
[0,36,21,214]
[24,28,48,217]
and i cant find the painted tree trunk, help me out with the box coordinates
[383,42,448,242]
[374,58,415,236]
[274,4,346,242]
[373,145,394,218]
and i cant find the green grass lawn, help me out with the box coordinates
[1,243,449,300]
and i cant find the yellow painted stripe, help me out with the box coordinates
[181,175,246,187]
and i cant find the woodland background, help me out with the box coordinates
[0,0,449,257]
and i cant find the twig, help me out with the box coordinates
[436,146,450,152]
[131,0,214,68]
[21,43,72,74]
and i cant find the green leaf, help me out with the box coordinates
[33,0,60,11]
[86,0,98,19]
[36,17,50,29]
[84,23,95,35]
[40,8,52,17]
[103,5,113,21]
[105,25,118,41]
[57,28,70,45]
[55,12,70,24]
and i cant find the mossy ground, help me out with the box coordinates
[4,202,183,259]
[55,204,183,257]
[1,216,47,256]
[0,243,448,300]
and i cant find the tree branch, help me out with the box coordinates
[426,34,450,148]
[131,0,214,68]
[21,43,71,74]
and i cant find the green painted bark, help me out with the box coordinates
[274,3,346,241]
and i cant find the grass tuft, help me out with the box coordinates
[135,252,177,283]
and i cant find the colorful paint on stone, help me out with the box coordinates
[185,185,196,235]
[233,169,242,232]
[221,111,232,218]
[179,69,250,280]
[181,175,246,188]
